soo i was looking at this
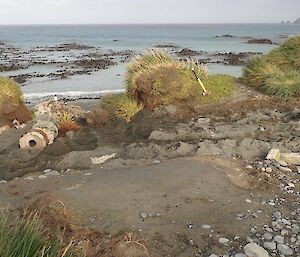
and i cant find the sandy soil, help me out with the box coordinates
[0,155,295,256]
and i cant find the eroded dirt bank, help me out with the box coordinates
[0,91,299,256]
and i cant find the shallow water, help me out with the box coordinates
[0,24,300,102]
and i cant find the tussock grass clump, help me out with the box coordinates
[0,211,82,257]
[243,56,279,88]
[242,36,300,99]
[57,112,81,135]
[100,93,142,122]
[264,69,300,99]
[266,36,300,71]
[125,50,214,109]
[0,77,23,108]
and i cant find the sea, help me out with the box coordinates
[0,24,300,102]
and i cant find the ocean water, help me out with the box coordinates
[1,24,300,102]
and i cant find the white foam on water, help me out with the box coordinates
[24,89,125,103]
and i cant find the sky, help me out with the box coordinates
[0,0,299,25]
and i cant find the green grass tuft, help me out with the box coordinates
[242,56,280,88]
[125,50,208,100]
[0,212,82,257]
[100,93,142,122]
[0,77,23,108]
[263,69,300,99]
[242,36,300,99]
[196,74,236,104]
[266,36,300,71]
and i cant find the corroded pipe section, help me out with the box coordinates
[19,120,58,150]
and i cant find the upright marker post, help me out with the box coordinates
[191,67,208,96]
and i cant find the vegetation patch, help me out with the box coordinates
[195,74,236,104]
[0,76,31,124]
[100,93,142,122]
[57,112,81,135]
[243,36,300,99]
[0,77,23,108]
[125,50,235,110]
[0,211,82,257]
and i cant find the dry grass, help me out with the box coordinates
[0,211,82,257]
[100,93,142,122]
[0,77,23,108]
[57,112,81,135]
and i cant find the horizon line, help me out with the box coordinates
[0,22,295,26]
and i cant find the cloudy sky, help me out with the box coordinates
[0,0,299,24]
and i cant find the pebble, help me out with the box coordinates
[219,237,229,244]
[279,166,293,172]
[263,241,276,250]
[209,255,218,257]
[38,175,47,179]
[84,173,92,176]
[46,170,60,176]
[263,232,273,240]
[273,235,284,244]
[24,176,34,181]
[278,160,288,167]
[153,160,161,164]
[277,243,293,256]
[234,254,247,257]
[140,212,148,219]
[202,224,211,229]
[273,211,282,220]
[265,167,272,173]
[0,180,7,184]
[244,243,269,257]
[43,169,52,173]
[246,165,254,169]
[246,199,252,203]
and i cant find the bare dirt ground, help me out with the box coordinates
[0,155,297,256]
[0,86,299,256]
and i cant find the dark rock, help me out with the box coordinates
[177,48,200,56]
[247,38,274,44]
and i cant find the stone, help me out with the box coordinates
[274,235,284,244]
[281,152,300,165]
[235,254,247,257]
[202,224,211,229]
[38,175,47,179]
[209,255,218,257]
[266,149,281,161]
[219,238,229,244]
[46,170,60,176]
[172,142,196,156]
[277,244,293,255]
[263,233,273,241]
[279,166,293,172]
[263,242,276,250]
[149,130,177,141]
[278,160,288,167]
[265,167,272,173]
[140,212,148,219]
[244,243,269,257]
